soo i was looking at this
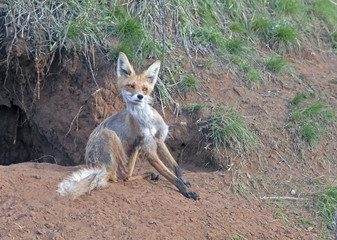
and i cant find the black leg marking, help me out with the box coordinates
[175,165,191,187]
[175,179,199,200]
[132,135,144,149]
[174,165,184,178]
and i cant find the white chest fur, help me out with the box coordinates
[128,104,158,135]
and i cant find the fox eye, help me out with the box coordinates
[143,87,148,92]
[127,84,135,89]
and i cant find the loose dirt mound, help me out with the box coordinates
[0,162,318,239]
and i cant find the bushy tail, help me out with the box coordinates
[57,168,109,200]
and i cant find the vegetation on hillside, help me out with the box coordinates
[198,105,257,169]
[314,181,337,234]
[3,0,337,82]
[287,89,335,148]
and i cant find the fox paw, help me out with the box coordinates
[186,191,200,200]
[144,172,159,181]
[150,172,160,181]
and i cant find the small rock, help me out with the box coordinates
[44,223,52,229]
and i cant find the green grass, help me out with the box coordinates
[180,75,198,92]
[227,232,248,240]
[4,0,337,102]
[270,0,303,15]
[5,0,335,65]
[192,25,225,49]
[200,105,257,156]
[274,21,298,44]
[184,103,206,114]
[108,6,149,61]
[5,1,153,67]
[331,31,337,42]
[199,59,214,69]
[225,38,246,55]
[275,206,291,224]
[230,22,247,34]
[331,31,337,49]
[230,56,251,72]
[230,56,262,86]
[252,18,275,41]
[247,70,261,83]
[265,55,288,73]
[126,0,305,83]
[314,180,337,232]
[115,18,144,40]
[252,18,298,49]
[313,0,337,27]
[287,90,336,146]
[278,0,302,15]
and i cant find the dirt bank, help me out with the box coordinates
[0,162,319,239]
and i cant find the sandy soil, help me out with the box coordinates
[0,162,319,240]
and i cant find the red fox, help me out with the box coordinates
[57,52,199,200]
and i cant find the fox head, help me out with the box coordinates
[117,52,161,106]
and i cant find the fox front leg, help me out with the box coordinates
[145,149,200,200]
[157,142,191,187]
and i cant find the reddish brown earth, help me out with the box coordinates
[0,162,319,239]
[1,37,337,238]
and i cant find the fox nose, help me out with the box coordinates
[137,94,143,100]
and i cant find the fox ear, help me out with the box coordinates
[143,60,161,85]
[117,52,134,77]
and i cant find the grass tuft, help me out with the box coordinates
[313,0,337,27]
[287,90,336,146]
[331,31,337,50]
[115,17,144,40]
[230,56,262,86]
[274,0,303,15]
[265,54,288,73]
[192,26,224,49]
[108,7,148,62]
[247,70,261,83]
[225,38,246,55]
[184,103,205,114]
[200,105,257,155]
[230,22,247,33]
[180,75,198,92]
[252,18,274,40]
[273,21,298,44]
[252,18,298,49]
[314,181,337,231]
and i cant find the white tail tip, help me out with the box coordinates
[57,168,109,200]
